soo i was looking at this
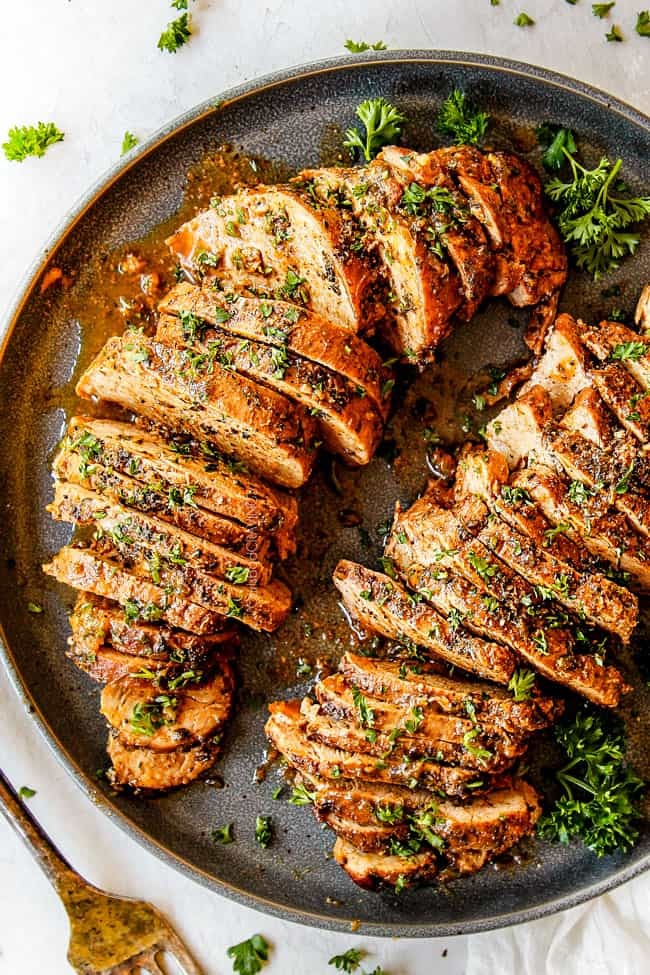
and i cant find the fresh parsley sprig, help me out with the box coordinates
[3,122,64,162]
[120,131,139,156]
[435,89,489,147]
[343,98,405,162]
[344,39,387,53]
[227,934,270,975]
[158,11,191,53]
[540,135,650,278]
[637,11,650,35]
[538,711,644,856]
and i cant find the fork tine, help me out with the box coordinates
[163,933,205,975]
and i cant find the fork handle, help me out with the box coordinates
[0,768,83,896]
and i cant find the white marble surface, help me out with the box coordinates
[0,2,648,973]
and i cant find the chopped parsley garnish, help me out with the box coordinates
[544,139,650,278]
[178,309,205,342]
[211,823,234,844]
[637,11,650,35]
[468,550,498,582]
[532,630,549,654]
[462,728,493,765]
[352,685,375,728]
[3,122,64,162]
[508,668,536,701]
[289,782,316,805]
[514,12,535,26]
[344,39,387,52]
[18,786,36,800]
[501,485,532,505]
[536,125,577,171]
[404,706,424,734]
[614,461,635,495]
[592,2,615,16]
[226,597,244,620]
[225,565,250,584]
[537,711,644,856]
[435,89,489,146]
[343,98,405,162]
[226,934,270,975]
[27,602,43,614]
[610,340,647,361]
[254,815,272,848]
[329,948,364,972]
[375,802,405,824]
[120,131,139,156]
[605,24,623,41]
[158,12,191,53]
[130,695,177,737]
[568,479,597,505]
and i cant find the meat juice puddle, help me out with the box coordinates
[45,145,650,807]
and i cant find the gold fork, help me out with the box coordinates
[0,769,204,975]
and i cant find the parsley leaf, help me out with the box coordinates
[120,131,139,156]
[19,786,37,799]
[344,39,387,52]
[537,711,644,856]
[158,12,191,53]
[352,685,375,728]
[544,141,650,278]
[605,24,623,40]
[514,12,536,25]
[329,948,364,972]
[226,934,270,975]
[536,125,577,171]
[508,668,536,701]
[3,122,64,162]
[637,10,650,35]
[289,782,316,805]
[610,340,647,361]
[254,815,272,848]
[436,89,489,146]
[592,2,615,16]
[211,823,234,844]
[344,98,405,162]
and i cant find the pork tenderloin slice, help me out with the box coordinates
[454,445,595,572]
[107,734,220,792]
[486,385,557,469]
[514,464,650,593]
[582,320,650,390]
[338,653,560,733]
[547,425,650,541]
[43,545,223,635]
[166,186,372,334]
[485,150,568,306]
[376,146,497,320]
[332,560,517,684]
[301,695,523,773]
[315,673,532,754]
[158,283,390,417]
[66,416,297,542]
[590,365,650,445]
[519,313,590,412]
[48,481,272,587]
[265,700,494,799]
[68,592,235,664]
[299,770,541,853]
[296,164,463,361]
[155,312,384,466]
[101,665,234,752]
[333,836,438,890]
[75,334,317,489]
[54,448,270,558]
[453,494,637,644]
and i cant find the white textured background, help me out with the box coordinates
[0,2,649,973]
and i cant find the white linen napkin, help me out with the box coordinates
[466,871,650,975]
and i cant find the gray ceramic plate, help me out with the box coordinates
[1,52,649,937]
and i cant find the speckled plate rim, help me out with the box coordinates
[1,51,649,939]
